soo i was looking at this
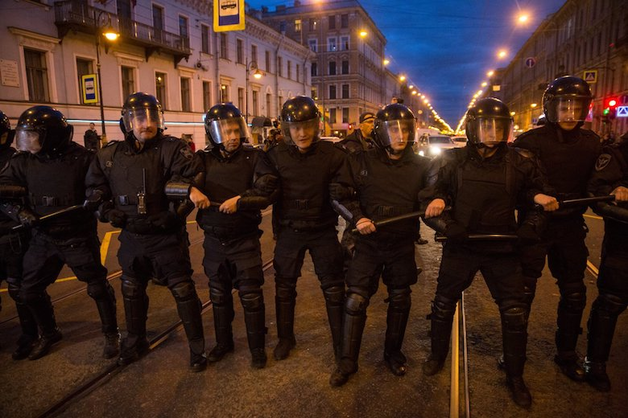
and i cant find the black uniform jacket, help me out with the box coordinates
[588,141,628,223]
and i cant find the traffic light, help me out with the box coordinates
[603,97,618,119]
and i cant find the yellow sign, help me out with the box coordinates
[81,74,98,104]
[583,70,597,84]
[214,0,245,32]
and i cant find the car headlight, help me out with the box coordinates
[429,146,442,155]
[418,150,425,156]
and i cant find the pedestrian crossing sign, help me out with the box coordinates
[617,106,628,118]
[583,70,597,84]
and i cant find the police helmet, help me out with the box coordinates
[15,106,73,154]
[121,92,164,138]
[465,98,513,147]
[542,76,592,124]
[0,111,15,150]
[372,103,416,153]
[280,96,321,147]
[204,103,250,150]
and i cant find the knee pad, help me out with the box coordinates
[275,281,297,300]
[388,287,412,311]
[210,283,230,305]
[594,293,627,316]
[431,295,457,321]
[87,281,111,299]
[20,290,48,306]
[171,281,197,302]
[240,292,264,311]
[561,291,587,312]
[345,292,369,316]
[323,285,345,305]
[500,305,528,332]
[121,278,144,299]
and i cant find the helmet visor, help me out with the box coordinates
[281,118,320,146]
[207,116,250,144]
[15,128,42,154]
[122,107,164,133]
[375,119,416,148]
[546,97,589,123]
[474,118,512,146]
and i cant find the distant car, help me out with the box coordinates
[415,134,456,158]
[321,136,342,143]
[451,136,467,148]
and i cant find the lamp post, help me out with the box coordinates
[359,30,367,112]
[245,60,262,124]
[93,10,119,142]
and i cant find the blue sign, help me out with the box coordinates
[81,74,98,104]
[617,106,628,118]
[525,57,536,68]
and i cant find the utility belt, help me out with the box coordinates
[287,199,314,210]
[374,205,414,218]
[124,217,177,235]
[31,195,75,207]
[279,217,337,233]
[203,225,259,242]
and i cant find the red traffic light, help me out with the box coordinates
[606,98,618,108]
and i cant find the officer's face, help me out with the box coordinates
[360,118,374,136]
[222,121,242,153]
[289,123,316,152]
[132,116,158,142]
[387,123,410,153]
[557,101,583,131]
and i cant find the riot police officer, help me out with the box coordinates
[421,98,557,408]
[513,76,601,381]
[255,96,347,362]
[583,133,628,391]
[190,104,272,369]
[337,112,375,154]
[0,106,119,360]
[86,93,207,371]
[0,111,38,359]
[329,103,430,387]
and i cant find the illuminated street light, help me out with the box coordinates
[487,70,495,77]
[359,30,368,38]
[530,103,537,108]
[93,10,119,142]
[481,82,488,87]
[497,50,508,59]
[383,58,390,66]
[517,13,529,25]
[245,60,264,123]
[399,75,406,82]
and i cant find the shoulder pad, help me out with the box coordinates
[511,147,535,159]
[162,135,180,142]
[581,129,600,141]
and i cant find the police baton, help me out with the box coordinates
[12,204,85,231]
[558,195,615,207]
[351,207,451,234]
[435,234,519,243]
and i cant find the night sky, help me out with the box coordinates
[246,0,567,128]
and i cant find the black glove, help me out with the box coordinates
[107,209,127,228]
[516,223,541,244]
[148,211,178,230]
[445,222,468,243]
[256,175,279,195]
[329,183,354,201]
[17,208,39,228]
[83,190,104,212]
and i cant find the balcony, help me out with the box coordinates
[54,1,191,66]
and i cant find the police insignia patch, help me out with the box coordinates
[595,153,612,171]
[180,146,193,160]
[105,160,113,168]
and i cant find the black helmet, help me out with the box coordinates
[0,111,15,150]
[280,96,321,147]
[121,92,164,140]
[542,76,591,124]
[372,103,416,153]
[465,98,513,147]
[204,103,250,150]
[15,106,73,154]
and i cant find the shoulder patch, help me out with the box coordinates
[595,153,612,171]
[179,145,194,160]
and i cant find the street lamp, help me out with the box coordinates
[245,60,263,124]
[94,10,119,142]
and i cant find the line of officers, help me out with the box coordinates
[0,75,627,409]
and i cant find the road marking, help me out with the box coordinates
[584,214,603,220]
[586,260,599,278]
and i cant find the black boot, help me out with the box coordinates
[423,296,456,376]
[501,306,531,408]
[172,282,207,372]
[118,279,149,366]
[29,328,63,360]
[207,302,235,362]
[498,279,535,370]
[274,283,297,361]
[26,293,62,360]
[8,282,39,360]
[323,285,345,362]
[91,282,120,359]
[384,288,411,376]
[554,292,585,381]
[118,336,149,366]
[242,292,267,369]
[329,293,368,387]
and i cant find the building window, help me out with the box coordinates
[203,81,212,111]
[278,56,283,77]
[309,18,318,31]
[251,45,258,65]
[308,39,317,52]
[76,58,93,105]
[342,107,349,123]
[179,15,188,41]
[252,90,259,117]
[328,37,337,52]
[342,84,349,99]
[296,64,300,82]
[266,93,273,118]
[340,36,349,51]
[341,60,349,74]
[295,19,302,33]
[181,77,191,112]
[287,60,292,79]
[265,50,271,72]
[311,62,318,77]
[153,5,164,41]
[329,61,336,75]
[329,85,337,99]
[24,48,49,102]
[329,108,337,124]
[201,24,210,54]
[279,21,286,33]
[121,65,135,101]
[311,87,318,100]
[328,15,336,30]
[220,33,228,59]
[155,72,167,108]
[221,84,229,102]
[236,39,244,64]
[341,14,348,28]
[238,88,244,113]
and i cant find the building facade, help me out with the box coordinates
[491,0,628,137]
[0,0,311,148]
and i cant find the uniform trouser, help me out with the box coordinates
[273,226,345,354]
[431,245,529,377]
[0,232,38,343]
[520,216,588,354]
[202,233,266,352]
[340,237,417,365]
[118,229,204,356]
[587,220,628,363]
[20,232,117,337]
